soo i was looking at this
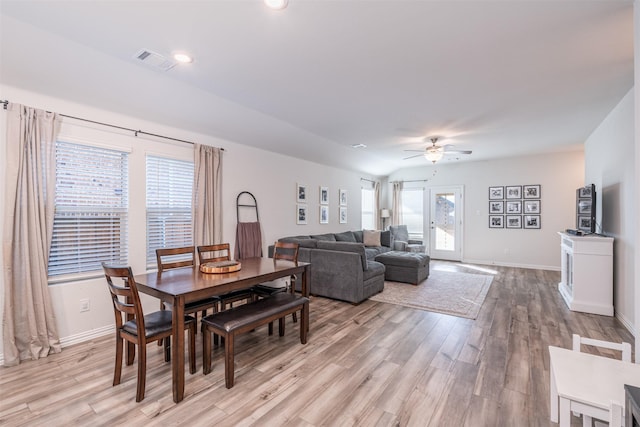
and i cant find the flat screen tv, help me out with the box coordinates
[576,184,596,234]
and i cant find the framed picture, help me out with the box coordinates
[506,215,522,228]
[506,200,522,214]
[578,186,593,198]
[489,201,504,214]
[296,183,307,203]
[524,215,541,229]
[489,215,504,228]
[577,215,592,231]
[296,204,307,225]
[319,205,329,224]
[339,206,347,223]
[578,199,592,214]
[523,185,541,199]
[506,186,522,199]
[339,189,348,206]
[489,186,504,200]
[524,200,540,214]
[320,186,329,205]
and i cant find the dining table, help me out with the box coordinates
[134,256,310,403]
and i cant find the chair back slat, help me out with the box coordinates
[572,334,632,363]
[273,241,299,263]
[197,243,231,264]
[103,264,145,330]
[156,246,195,272]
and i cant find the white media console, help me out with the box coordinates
[558,232,614,316]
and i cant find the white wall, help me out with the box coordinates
[386,151,584,270]
[0,85,374,360]
[585,88,635,331]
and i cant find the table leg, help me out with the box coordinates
[559,397,570,427]
[172,295,185,403]
[550,358,558,423]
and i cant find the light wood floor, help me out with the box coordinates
[0,261,634,426]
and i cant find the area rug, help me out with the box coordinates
[369,269,493,319]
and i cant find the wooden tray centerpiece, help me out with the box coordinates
[200,260,242,274]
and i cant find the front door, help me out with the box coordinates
[429,186,463,261]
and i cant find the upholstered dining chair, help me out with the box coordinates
[252,241,300,330]
[197,243,254,310]
[156,246,220,322]
[102,263,196,402]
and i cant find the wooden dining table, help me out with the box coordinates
[134,257,310,403]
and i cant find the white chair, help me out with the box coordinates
[571,334,631,427]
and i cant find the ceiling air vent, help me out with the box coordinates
[133,49,176,72]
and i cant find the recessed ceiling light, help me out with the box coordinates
[351,144,367,149]
[173,53,193,64]
[264,0,288,10]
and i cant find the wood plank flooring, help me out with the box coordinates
[0,261,634,426]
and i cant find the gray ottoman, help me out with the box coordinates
[374,251,430,285]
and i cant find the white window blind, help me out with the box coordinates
[146,155,194,269]
[361,188,375,230]
[48,141,129,278]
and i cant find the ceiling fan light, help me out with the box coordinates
[424,150,443,163]
[264,0,288,10]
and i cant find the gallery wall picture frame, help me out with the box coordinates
[577,215,592,230]
[339,206,347,224]
[578,199,592,215]
[578,186,593,198]
[506,215,522,228]
[524,200,541,214]
[489,201,504,214]
[297,183,307,203]
[506,200,522,214]
[489,186,504,200]
[339,189,348,206]
[524,215,541,229]
[319,205,329,224]
[296,204,308,225]
[506,185,522,199]
[489,215,504,228]
[523,185,541,199]
[320,186,329,205]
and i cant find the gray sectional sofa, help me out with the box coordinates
[268,230,393,304]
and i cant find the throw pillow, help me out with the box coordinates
[363,229,381,247]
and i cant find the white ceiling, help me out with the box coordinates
[0,0,634,176]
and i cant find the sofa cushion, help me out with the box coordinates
[363,230,381,247]
[353,230,363,243]
[279,237,318,249]
[380,230,392,248]
[311,233,337,242]
[316,240,367,271]
[363,260,385,281]
[334,231,357,243]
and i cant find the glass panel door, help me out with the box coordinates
[429,186,462,261]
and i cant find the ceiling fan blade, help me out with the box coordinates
[403,153,424,160]
[445,150,472,155]
[403,149,425,153]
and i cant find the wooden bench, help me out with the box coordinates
[201,292,309,388]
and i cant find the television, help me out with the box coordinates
[576,184,596,234]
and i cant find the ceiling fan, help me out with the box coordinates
[403,137,472,163]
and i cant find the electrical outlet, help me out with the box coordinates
[80,299,90,312]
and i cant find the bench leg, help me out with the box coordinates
[300,302,308,344]
[225,333,235,388]
[203,327,212,375]
[268,322,273,336]
[279,317,285,336]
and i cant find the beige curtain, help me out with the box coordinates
[374,181,381,229]
[193,144,222,247]
[392,181,403,226]
[3,103,61,366]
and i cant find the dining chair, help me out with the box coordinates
[197,243,254,310]
[156,246,220,324]
[252,241,300,331]
[102,263,196,402]
[571,333,632,427]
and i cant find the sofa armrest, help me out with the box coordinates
[408,239,423,245]
[393,241,408,251]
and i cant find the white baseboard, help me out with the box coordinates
[460,258,560,272]
[0,325,114,366]
[615,311,635,336]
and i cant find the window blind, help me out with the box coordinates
[146,155,194,269]
[48,141,129,278]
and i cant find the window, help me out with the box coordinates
[361,187,375,230]
[401,188,424,239]
[48,141,129,278]
[146,155,194,269]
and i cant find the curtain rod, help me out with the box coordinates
[389,179,429,184]
[360,178,377,183]
[1,99,224,150]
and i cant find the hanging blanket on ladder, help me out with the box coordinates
[234,192,263,259]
